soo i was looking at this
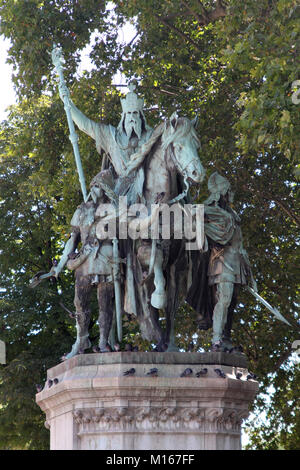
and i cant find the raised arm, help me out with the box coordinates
[58,84,98,141]
[69,99,98,141]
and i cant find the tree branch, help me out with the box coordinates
[242,184,300,227]
[274,345,293,370]
[196,0,209,22]
[271,198,300,227]
[162,1,227,25]
[196,0,227,24]
[181,1,204,23]
[154,14,201,51]
[154,1,227,52]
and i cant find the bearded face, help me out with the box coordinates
[124,110,142,139]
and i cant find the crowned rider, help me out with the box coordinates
[59,82,167,348]
[60,82,154,203]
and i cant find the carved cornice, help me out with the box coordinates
[72,405,249,434]
[206,407,249,432]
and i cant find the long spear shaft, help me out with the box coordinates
[51,44,88,202]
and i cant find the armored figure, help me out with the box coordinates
[49,175,115,357]
[187,172,257,350]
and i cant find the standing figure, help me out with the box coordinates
[187,172,257,351]
[48,176,115,357]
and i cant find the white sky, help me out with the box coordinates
[0,37,16,121]
[0,17,137,123]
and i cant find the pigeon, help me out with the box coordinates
[53,378,59,385]
[235,372,243,380]
[99,344,112,353]
[180,368,193,377]
[246,372,257,381]
[214,368,226,379]
[153,343,168,352]
[92,345,101,353]
[124,344,133,352]
[47,379,53,388]
[35,384,43,393]
[114,343,121,352]
[132,346,139,352]
[196,368,208,377]
[231,345,244,354]
[146,368,158,377]
[123,368,136,376]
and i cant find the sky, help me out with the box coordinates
[0,18,137,122]
[0,37,16,121]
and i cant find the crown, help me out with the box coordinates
[121,82,144,113]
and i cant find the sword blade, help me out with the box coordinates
[247,286,291,326]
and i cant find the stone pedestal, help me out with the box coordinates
[36,352,258,450]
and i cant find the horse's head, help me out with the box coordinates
[162,112,205,184]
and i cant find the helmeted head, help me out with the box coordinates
[205,172,233,205]
[89,172,103,203]
[117,82,149,139]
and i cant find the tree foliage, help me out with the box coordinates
[0,0,299,449]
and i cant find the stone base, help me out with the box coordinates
[36,352,258,450]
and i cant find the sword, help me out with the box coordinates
[246,286,291,326]
[51,44,88,202]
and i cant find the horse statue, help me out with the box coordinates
[95,112,205,352]
[30,113,205,358]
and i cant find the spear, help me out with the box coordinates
[112,238,122,342]
[51,44,88,202]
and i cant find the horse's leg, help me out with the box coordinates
[136,282,164,347]
[97,281,114,352]
[135,242,165,346]
[151,245,167,310]
[65,274,91,359]
[165,264,180,352]
[135,279,165,348]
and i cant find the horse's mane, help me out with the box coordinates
[161,117,200,151]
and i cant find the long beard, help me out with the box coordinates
[125,119,142,139]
